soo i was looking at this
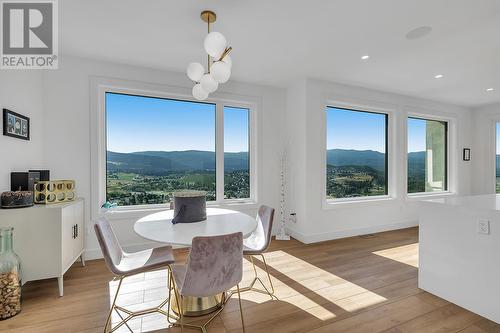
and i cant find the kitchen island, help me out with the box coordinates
[419,194,500,324]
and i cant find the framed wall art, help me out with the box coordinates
[3,109,30,140]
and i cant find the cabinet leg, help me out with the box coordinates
[80,254,85,267]
[58,276,63,297]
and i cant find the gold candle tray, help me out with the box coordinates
[34,180,76,204]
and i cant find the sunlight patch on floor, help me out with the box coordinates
[258,250,387,316]
[372,243,419,268]
[108,272,171,332]
[105,248,393,331]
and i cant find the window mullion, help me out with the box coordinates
[215,103,225,202]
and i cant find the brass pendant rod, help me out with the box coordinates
[218,46,232,62]
[207,14,211,73]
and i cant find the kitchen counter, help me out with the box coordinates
[419,194,499,323]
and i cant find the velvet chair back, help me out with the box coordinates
[94,218,125,276]
[243,205,275,254]
[180,232,243,297]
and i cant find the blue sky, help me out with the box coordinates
[497,123,500,154]
[224,107,249,152]
[326,107,387,153]
[106,93,249,153]
[407,118,426,152]
[326,107,429,153]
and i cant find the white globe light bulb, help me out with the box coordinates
[192,83,209,100]
[221,54,232,68]
[204,32,227,59]
[200,73,218,93]
[211,61,231,83]
[187,62,204,82]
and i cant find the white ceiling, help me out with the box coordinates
[60,0,500,107]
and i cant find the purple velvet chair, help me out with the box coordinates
[94,218,175,333]
[240,205,276,299]
[168,232,245,333]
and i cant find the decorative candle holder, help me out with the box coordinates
[34,180,76,204]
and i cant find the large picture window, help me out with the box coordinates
[496,122,500,193]
[407,117,448,193]
[105,92,252,206]
[224,106,250,199]
[326,107,388,199]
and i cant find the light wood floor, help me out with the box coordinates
[1,227,499,333]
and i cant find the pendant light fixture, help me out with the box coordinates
[187,10,232,100]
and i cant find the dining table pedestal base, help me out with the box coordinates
[171,292,225,317]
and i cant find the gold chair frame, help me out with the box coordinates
[104,271,172,333]
[166,267,246,333]
[229,254,277,301]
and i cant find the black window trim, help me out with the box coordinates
[325,106,389,199]
[407,116,449,193]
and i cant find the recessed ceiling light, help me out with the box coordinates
[406,26,433,40]
[361,55,370,60]
[486,88,494,92]
[434,74,444,79]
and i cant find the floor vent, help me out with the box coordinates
[359,234,377,239]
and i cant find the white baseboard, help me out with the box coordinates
[286,220,418,244]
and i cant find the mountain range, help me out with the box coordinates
[107,150,248,175]
[107,149,427,175]
[326,149,425,173]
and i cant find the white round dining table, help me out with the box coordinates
[134,207,257,246]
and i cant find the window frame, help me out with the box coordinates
[223,105,252,200]
[495,121,500,194]
[323,102,394,206]
[90,78,259,220]
[406,115,450,197]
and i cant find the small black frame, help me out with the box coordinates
[3,108,30,140]
[463,148,471,161]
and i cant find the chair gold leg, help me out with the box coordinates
[104,276,123,333]
[231,254,277,301]
[236,284,245,333]
[166,267,176,326]
[260,254,276,295]
[104,269,175,333]
[172,282,184,332]
[110,310,133,333]
[169,280,228,333]
[179,297,184,333]
[250,256,258,277]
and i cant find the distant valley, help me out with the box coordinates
[106,149,429,205]
[107,150,248,175]
[107,149,427,175]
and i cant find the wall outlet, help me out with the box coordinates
[289,213,297,223]
[478,219,490,235]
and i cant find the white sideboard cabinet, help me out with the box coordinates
[0,199,84,296]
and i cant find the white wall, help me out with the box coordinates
[285,78,473,243]
[42,56,286,259]
[470,103,500,194]
[2,55,480,258]
[0,71,45,191]
[285,80,308,231]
